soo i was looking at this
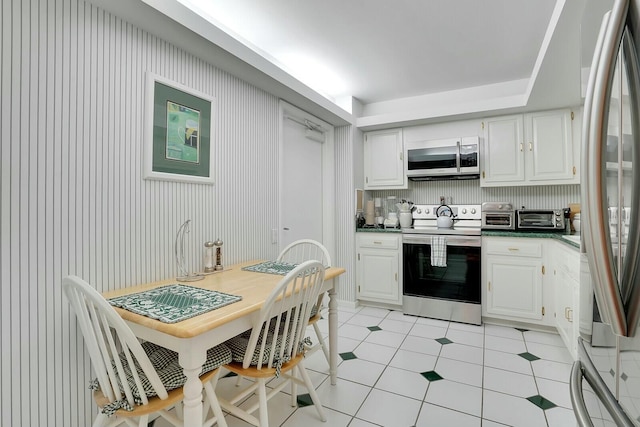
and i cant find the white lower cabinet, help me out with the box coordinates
[356,233,402,306]
[482,237,551,325]
[550,241,580,359]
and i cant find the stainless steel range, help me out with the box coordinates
[402,204,482,325]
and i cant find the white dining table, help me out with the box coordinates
[103,259,345,427]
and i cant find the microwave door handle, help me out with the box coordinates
[584,0,629,336]
[456,140,461,172]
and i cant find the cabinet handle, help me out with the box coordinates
[542,265,545,275]
[542,306,545,316]
[508,247,519,251]
[488,281,491,291]
[573,166,577,175]
[400,152,403,161]
[529,142,533,151]
[566,307,574,322]
[395,273,398,282]
[519,143,523,152]
[373,241,382,244]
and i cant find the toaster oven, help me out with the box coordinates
[481,202,515,230]
[516,209,566,230]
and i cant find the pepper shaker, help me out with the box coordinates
[214,238,224,271]
[203,241,215,273]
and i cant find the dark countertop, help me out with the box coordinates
[356,227,402,233]
[356,227,581,249]
[482,229,581,249]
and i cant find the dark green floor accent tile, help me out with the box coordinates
[518,352,540,362]
[223,371,238,378]
[515,328,529,333]
[527,395,557,410]
[297,393,313,407]
[368,325,382,331]
[610,369,616,378]
[622,372,628,381]
[340,351,357,361]
[436,337,453,345]
[421,370,443,381]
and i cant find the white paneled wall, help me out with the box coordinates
[334,125,357,303]
[0,0,355,425]
[372,181,581,210]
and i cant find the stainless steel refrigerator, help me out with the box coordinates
[572,0,640,425]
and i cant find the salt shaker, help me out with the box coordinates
[203,241,215,273]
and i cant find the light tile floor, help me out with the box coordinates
[158,305,578,427]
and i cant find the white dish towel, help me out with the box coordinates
[431,236,447,267]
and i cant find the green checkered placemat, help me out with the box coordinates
[108,284,242,323]
[241,261,299,275]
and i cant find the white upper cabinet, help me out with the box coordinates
[481,109,578,187]
[481,114,526,184]
[363,128,407,189]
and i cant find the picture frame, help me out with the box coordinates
[143,72,215,185]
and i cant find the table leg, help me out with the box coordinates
[179,348,207,427]
[328,282,338,385]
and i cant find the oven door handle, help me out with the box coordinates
[402,234,481,247]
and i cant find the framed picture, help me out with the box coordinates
[143,72,215,184]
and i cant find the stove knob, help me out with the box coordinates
[461,208,467,214]
[471,208,476,214]
[417,209,422,214]
[425,208,429,214]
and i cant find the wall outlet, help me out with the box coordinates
[271,229,278,244]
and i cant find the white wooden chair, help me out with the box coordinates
[63,275,230,427]
[213,260,327,427]
[277,239,332,365]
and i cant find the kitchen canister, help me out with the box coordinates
[399,211,413,228]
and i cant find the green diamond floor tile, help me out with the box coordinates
[367,325,382,331]
[436,337,453,345]
[340,351,357,361]
[527,395,557,410]
[515,328,529,333]
[297,393,313,407]
[518,352,540,362]
[421,370,443,381]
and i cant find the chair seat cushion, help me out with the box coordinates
[112,342,232,404]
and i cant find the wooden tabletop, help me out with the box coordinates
[103,260,346,338]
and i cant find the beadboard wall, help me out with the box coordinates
[0,1,354,425]
[371,181,581,210]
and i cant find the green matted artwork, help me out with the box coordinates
[143,72,215,184]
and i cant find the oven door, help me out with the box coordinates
[402,234,481,304]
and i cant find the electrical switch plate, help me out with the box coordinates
[271,229,278,244]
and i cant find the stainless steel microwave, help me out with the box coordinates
[516,209,566,230]
[405,137,480,181]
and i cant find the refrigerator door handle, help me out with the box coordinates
[570,338,634,426]
[584,0,629,336]
[620,24,640,337]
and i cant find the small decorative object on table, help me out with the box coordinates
[203,241,215,273]
[175,219,204,282]
[213,238,224,271]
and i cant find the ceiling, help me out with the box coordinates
[93,0,595,128]
[182,0,558,107]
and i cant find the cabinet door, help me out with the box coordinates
[481,115,525,186]
[485,255,543,321]
[357,247,400,304]
[364,129,406,189]
[552,242,580,359]
[525,109,575,182]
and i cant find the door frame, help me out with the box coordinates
[278,100,335,259]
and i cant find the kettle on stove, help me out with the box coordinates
[436,204,457,228]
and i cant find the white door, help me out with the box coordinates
[279,102,335,255]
